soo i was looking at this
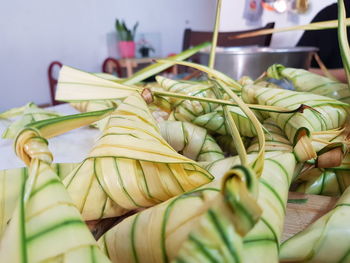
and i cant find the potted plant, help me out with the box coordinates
[138,38,155,58]
[115,19,139,58]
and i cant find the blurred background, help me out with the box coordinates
[0,0,336,110]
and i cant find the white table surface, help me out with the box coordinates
[0,104,100,170]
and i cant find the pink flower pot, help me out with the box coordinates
[118,41,136,58]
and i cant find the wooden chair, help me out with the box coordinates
[182,22,275,51]
[48,61,63,106]
[102,57,122,77]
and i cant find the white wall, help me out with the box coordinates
[0,0,337,111]
[220,0,336,46]
[0,0,216,111]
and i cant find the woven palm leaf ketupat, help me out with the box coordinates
[154,59,266,177]
[158,121,224,163]
[309,128,347,152]
[156,76,266,138]
[241,153,295,263]
[280,184,350,262]
[266,64,350,103]
[242,85,348,142]
[128,149,296,263]
[295,153,350,196]
[62,92,213,221]
[193,106,264,137]
[242,84,349,161]
[207,118,295,263]
[0,128,110,262]
[156,76,220,122]
[56,66,139,102]
[190,79,286,138]
[0,163,78,239]
[206,118,293,177]
[247,118,293,154]
[98,164,261,263]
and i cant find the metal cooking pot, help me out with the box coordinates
[199,46,318,80]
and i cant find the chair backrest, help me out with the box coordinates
[48,61,63,106]
[102,57,122,77]
[182,22,275,51]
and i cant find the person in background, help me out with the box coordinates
[297,1,350,83]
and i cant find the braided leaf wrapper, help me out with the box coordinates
[208,117,295,263]
[0,163,78,239]
[267,64,350,104]
[247,118,293,154]
[0,129,110,262]
[98,165,261,263]
[156,76,220,122]
[193,106,263,137]
[63,93,213,221]
[296,153,350,196]
[280,184,350,262]
[159,120,224,163]
[209,152,296,263]
[242,85,348,144]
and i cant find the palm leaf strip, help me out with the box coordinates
[62,93,213,221]
[98,165,261,263]
[0,112,112,262]
[266,64,350,104]
[280,183,350,262]
[159,121,224,163]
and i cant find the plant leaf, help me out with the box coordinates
[231,18,350,39]
[61,93,213,221]
[155,59,242,91]
[338,0,350,87]
[123,42,211,85]
[2,103,61,139]
[16,107,115,144]
[132,21,139,40]
[208,0,222,68]
[56,65,139,102]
